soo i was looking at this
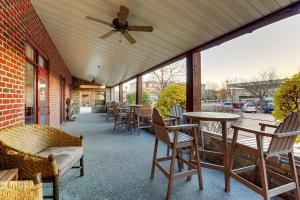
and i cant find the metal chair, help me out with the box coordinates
[151,108,203,200]
[227,111,300,200]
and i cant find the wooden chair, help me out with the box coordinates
[227,111,300,200]
[106,101,116,121]
[151,108,203,200]
[112,103,129,133]
[168,104,185,125]
[136,104,152,135]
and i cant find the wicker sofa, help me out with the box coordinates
[0,125,84,200]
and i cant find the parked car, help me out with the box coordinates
[223,102,233,109]
[241,102,257,113]
[264,102,274,113]
[233,102,244,109]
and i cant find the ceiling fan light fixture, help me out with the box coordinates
[86,5,153,44]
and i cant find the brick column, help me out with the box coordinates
[186,51,201,112]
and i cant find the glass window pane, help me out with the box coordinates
[38,55,46,69]
[25,43,35,60]
[25,62,36,124]
[39,76,47,125]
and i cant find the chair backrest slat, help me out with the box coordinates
[170,105,184,124]
[267,111,300,154]
[170,105,183,117]
[152,108,170,144]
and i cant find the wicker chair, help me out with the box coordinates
[0,173,43,200]
[0,125,84,200]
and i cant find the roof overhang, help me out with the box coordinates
[31,0,300,87]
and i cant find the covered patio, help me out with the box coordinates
[56,112,262,200]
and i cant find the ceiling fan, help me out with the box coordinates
[85,5,153,44]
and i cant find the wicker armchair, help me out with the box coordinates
[0,174,43,200]
[0,125,84,200]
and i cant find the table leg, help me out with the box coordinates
[222,121,229,192]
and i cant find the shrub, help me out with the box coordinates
[273,72,300,120]
[156,84,186,117]
[126,90,152,105]
[272,72,300,143]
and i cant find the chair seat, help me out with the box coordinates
[237,137,270,152]
[37,146,83,177]
[168,132,193,143]
[120,113,128,118]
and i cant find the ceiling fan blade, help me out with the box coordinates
[100,30,116,39]
[127,26,153,32]
[85,16,112,27]
[118,5,129,26]
[122,32,136,44]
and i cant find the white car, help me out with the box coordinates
[242,103,257,113]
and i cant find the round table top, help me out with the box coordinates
[183,112,240,121]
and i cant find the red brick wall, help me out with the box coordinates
[0,0,72,128]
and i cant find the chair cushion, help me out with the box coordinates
[36,146,83,177]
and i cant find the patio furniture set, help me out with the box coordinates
[106,101,152,134]
[150,106,300,200]
[0,103,299,200]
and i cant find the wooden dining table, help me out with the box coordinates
[183,111,240,192]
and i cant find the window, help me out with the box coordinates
[38,55,47,69]
[25,62,36,124]
[25,43,35,60]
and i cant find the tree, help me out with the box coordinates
[126,91,152,105]
[242,69,278,101]
[147,59,185,95]
[217,88,227,100]
[156,84,186,117]
[273,72,300,120]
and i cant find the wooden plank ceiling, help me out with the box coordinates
[31,0,298,87]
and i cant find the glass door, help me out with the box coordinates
[37,68,49,125]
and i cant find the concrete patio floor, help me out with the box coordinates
[45,112,269,200]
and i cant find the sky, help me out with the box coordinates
[202,14,300,87]
[121,14,300,90]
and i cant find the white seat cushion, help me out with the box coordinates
[36,146,83,177]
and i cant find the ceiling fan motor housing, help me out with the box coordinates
[112,18,128,32]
